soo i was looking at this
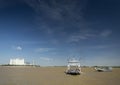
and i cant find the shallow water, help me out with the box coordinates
[0,66,120,85]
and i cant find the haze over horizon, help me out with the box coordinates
[0,0,120,66]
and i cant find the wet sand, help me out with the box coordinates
[0,66,120,85]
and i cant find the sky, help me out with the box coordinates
[0,0,120,66]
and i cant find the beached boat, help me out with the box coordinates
[95,67,112,72]
[66,58,82,75]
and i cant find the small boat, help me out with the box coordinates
[66,58,82,75]
[95,67,112,72]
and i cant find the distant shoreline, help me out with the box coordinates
[0,64,120,68]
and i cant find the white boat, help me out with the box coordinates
[95,67,112,72]
[66,58,82,75]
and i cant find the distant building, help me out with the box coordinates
[9,58,25,65]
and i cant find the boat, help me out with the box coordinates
[95,67,112,72]
[66,58,82,75]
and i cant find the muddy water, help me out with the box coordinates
[0,66,120,85]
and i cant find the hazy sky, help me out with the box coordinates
[0,0,120,66]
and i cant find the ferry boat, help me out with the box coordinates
[66,58,82,75]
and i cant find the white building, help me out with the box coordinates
[9,58,25,65]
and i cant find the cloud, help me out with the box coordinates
[16,46,22,51]
[40,57,53,61]
[68,29,97,42]
[35,48,54,53]
[17,40,46,45]
[89,45,113,49]
[26,0,86,19]
[71,33,95,41]
[13,46,22,51]
[21,0,89,41]
[67,29,112,43]
[24,0,88,31]
[100,29,112,37]
[81,44,120,50]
